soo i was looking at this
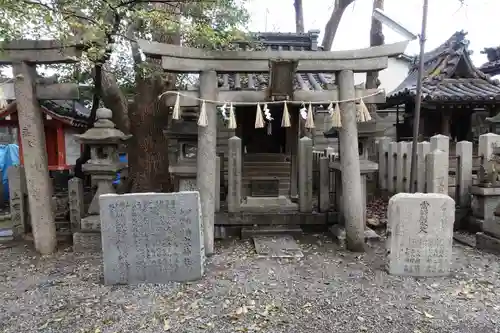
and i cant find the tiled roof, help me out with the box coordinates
[480,46,500,76]
[215,30,336,91]
[387,31,500,104]
[0,100,90,127]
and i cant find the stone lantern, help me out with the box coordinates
[72,107,131,252]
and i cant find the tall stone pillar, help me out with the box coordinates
[197,70,218,256]
[13,62,56,254]
[336,70,364,252]
[228,136,242,213]
[298,137,313,212]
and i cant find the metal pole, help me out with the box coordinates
[408,0,429,192]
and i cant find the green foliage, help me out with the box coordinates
[0,0,251,91]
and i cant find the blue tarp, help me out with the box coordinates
[0,144,20,201]
[113,153,128,185]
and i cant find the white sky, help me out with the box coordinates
[246,0,500,66]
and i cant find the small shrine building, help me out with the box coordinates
[0,99,89,171]
[380,31,500,144]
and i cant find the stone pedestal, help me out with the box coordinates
[469,186,500,232]
[72,108,131,252]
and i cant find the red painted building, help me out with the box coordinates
[0,100,90,171]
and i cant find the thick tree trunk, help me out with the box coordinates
[127,3,179,192]
[321,0,356,51]
[99,65,130,134]
[366,0,385,115]
[294,0,305,33]
[128,74,173,192]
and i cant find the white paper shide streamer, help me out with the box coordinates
[227,103,237,129]
[305,102,315,129]
[198,100,208,127]
[0,86,7,109]
[254,103,265,128]
[356,98,372,123]
[172,92,181,120]
[281,102,291,128]
[332,103,342,128]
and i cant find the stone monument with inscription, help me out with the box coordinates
[99,191,205,284]
[72,108,131,252]
[388,193,455,277]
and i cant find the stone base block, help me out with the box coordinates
[73,232,102,253]
[329,225,381,249]
[80,215,101,232]
[476,232,500,255]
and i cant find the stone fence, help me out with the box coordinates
[377,133,500,208]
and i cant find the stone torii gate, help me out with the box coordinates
[0,40,82,254]
[137,39,408,253]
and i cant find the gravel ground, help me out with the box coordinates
[1,236,500,333]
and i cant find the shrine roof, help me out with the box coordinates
[480,46,500,76]
[215,30,337,91]
[0,99,90,128]
[386,31,500,106]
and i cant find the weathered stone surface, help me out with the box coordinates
[68,177,84,231]
[7,166,26,238]
[73,232,102,252]
[318,157,329,212]
[388,193,455,277]
[426,150,448,194]
[99,191,205,284]
[456,141,473,207]
[80,215,101,231]
[197,70,217,256]
[298,137,313,212]
[416,141,430,193]
[179,178,197,192]
[13,63,57,254]
[228,136,242,213]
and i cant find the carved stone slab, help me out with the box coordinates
[388,193,455,277]
[99,191,204,284]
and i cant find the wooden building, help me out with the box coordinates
[381,31,500,143]
[0,99,89,171]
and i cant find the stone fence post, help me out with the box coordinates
[479,133,500,163]
[426,150,448,194]
[299,137,313,212]
[456,141,473,207]
[377,137,391,191]
[395,142,411,193]
[7,166,26,238]
[318,156,329,212]
[416,142,430,193]
[227,136,242,213]
[387,142,397,193]
[68,177,84,231]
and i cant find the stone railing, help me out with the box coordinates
[376,133,500,208]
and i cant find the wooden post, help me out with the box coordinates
[337,70,365,252]
[197,70,218,256]
[13,62,56,254]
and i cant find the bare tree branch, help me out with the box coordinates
[321,0,356,50]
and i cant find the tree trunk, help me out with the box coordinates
[100,65,130,134]
[321,0,356,51]
[128,74,173,192]
[294,0,305,33]
[366,0,385,115]
[127,3,179,192]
